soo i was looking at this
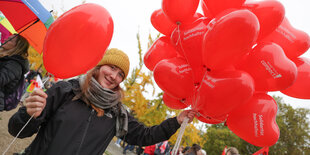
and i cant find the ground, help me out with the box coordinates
[0,106,137,155]
[0,107,34,154]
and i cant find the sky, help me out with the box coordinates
[38,0,310,109]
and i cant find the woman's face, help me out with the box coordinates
[2,35,17,50]
[97,65,125,89]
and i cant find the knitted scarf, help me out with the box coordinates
[78,76,128,137]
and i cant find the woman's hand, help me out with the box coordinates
[25,89,48,118]
[176,110,197,125]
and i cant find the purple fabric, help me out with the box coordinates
[0,24,11,43]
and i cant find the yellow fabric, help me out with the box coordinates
[98,48,130,78]
[0,18,16,33]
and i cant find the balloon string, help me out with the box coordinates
[171,117,189,155]
[191,69,208,109]
[175,23,201,110]
[2,77,50,155]
[2,113,35,155]
[190,70,226,123]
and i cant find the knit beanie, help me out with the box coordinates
[97,48,130,79]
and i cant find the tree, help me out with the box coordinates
[201,96,310,155]
[202,124,241,155]
[270,96,310,155]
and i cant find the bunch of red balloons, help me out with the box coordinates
[144,0,310,147]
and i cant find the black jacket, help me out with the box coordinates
[8,80,181,155]
[0,55,29,111]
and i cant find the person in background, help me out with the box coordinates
[182,146,190,154]
[144,144,156,155]
[200,149,207,155]
[136,146,144,155]
[176,146,184,155]
[226,147,239,155]
[0,34,29,111]
[123,143,135,154]
[8,48,196,155]
[115,137,123,147]
[184,143,204,155]
[154,140,170,155]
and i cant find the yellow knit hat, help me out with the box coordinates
[97,48,130,79]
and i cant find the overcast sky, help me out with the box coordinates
[38,0,310,109]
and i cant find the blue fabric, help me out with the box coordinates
[21,0,52,23]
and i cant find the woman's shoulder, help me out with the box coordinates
[1,55,25,61]
[0,55,29,73]
[53,79,78,89]
[47,79,80,95]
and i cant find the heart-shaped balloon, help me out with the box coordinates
[238,42,297,91]
[153,57,195,99]
[162,0,200,24]
[144,36,177,71]
[243,0,285,40]
[262,18,310,59]
[43,4,113,78]
[196,114,227,124]
[226,93,280,147]
[202,0,246,17]
[150,9,177,36]
[281,57,310,99]
[171,17,211,83]
[195,70,255,118]
[163,93,189,109]
[202,9,259,70]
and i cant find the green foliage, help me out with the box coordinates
[270,96,310,155]
[203,124,241,155]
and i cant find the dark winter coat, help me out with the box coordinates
[0,55,29,111]
[8,79,181,155]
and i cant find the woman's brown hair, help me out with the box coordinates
[0,34,29,58]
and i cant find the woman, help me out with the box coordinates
[226,147,239,155]
[8,48,196,155]
[184,143,204,155]
[0,34,29,111]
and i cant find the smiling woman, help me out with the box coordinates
[8,47,197,155]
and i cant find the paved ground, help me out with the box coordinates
[0,106,35,154]
[105,141,137,155]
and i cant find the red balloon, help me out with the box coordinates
[202,9,259,70]
[262,18,310,59]
[196,114,227,124]
[226,93,280,147]
[238,42,297,91]
[243,0,285,40]
[202,0,246,17]
[281,57,310,99]
[144,36,177,71]
[171,17,211,83]
[195,70,254,118]
[163,93,189,109]
[162,0,200,24]
[43,4,113,78]
[153,57,195,99]
[150,9,177,36]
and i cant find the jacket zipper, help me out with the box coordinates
[76,109,95,155]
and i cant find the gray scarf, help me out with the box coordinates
[78,76,128,137]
